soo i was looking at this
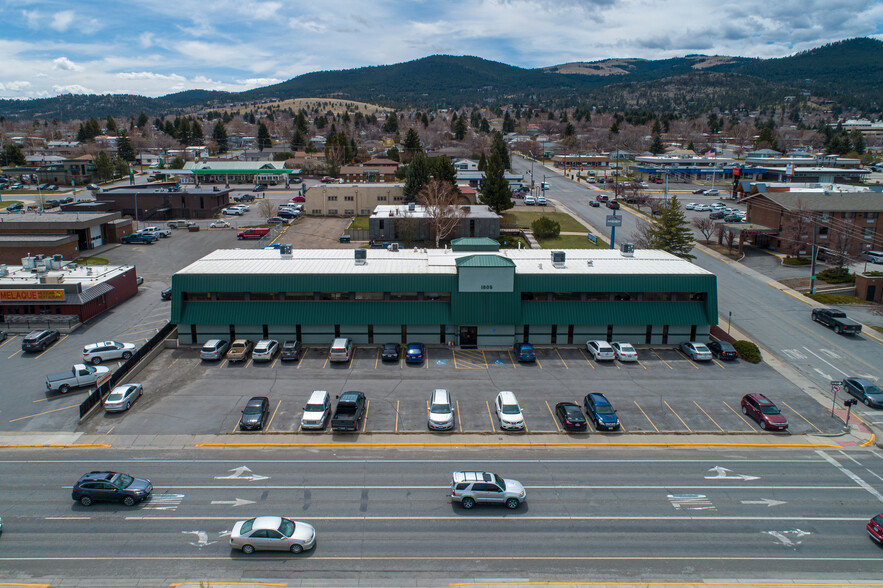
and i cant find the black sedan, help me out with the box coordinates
[239,396,270,430]
[381,343,401,361]
[843,378,883,408]
[707,341,739,360]
[588,200,600,208]
[555,402,588,432]
[606,200,620,209]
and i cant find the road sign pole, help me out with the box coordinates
[830,381,842,417]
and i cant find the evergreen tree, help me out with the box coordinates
[470,109,482,130]
[421,112,429,128]
[95,150,114,181]
[315,116,327,130]
[646,195,695,260]
[2,144,26,166]
[652,119,662,135]
[490,131,510,170]
[76,124,88,142]
[707,112,721,134]
[106,115,118,134]
[290,129,305,153]
[256,122,271,151]
[403,150,431,203]
[136,112,149,129]
[403,128,421,161]
[687,140,696,153]
[382,112,398,133]
[430,155,457,185]
[212,121,228,153]
[113,158,130,178]
[116,130,135,162]
[169,156,185,169]
[849,129,865,154]
[650,134,666,155]
[386,146,400,162]
[190,119,204,145]
[479,118,490,133]
[294,111,309,135]
[563,122,576,137]
[454,115,468,140]
[502,112,515,133]
[478,152,487,171]
[609,120,620,134]
[478,150,513,214]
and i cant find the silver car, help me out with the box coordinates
[252,339,279,361]
[230,516,316,554]
[104,383,143,412]
[82,341,136,365]
[428,388,455,431]
[680,341,713,361]
[450,471,526,510]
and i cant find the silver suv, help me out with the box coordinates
[450,471,526,510]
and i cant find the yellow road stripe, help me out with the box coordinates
[9,402,79,423]
[633,401,659,432]
[450,581,883,587]
[219,359,228,369]
[507,349,517,368]
[348,347,355,369]
[456,399,462,432]
[296,347,308,369]
[8,348,21,359]
[635,359,647,370]
[693,401,724,432]
[781,401,823,434]
[535,355,543,368]
[723,400,757,430]
[244,358,253,369]
[395,400,400,433]
[374,347,379,370]
[675,349,700,369]
[713,358,725,369]
[361,400,369,433]
[265,399,282,431]
[554,348,568,368]
[270,357,278,368]
[664,400,691,431]
[768,281,814,306]
[199,441,841,448]
[651,349,673,369]
[35,334,67,359]
[578,348,595,368]
[486,400,495,433]
[170,582,287,587]
[545,401,561,433]
[0,582,52,587]
[0,334,18,349]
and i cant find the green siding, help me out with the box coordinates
[521,301,712,325]
[452,292,520,324]
[179,301,452,326]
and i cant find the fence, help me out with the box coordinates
[79,322,176,419]
[2,315,81,333]
[345,228,369,241]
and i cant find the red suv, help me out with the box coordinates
[741,393,788,431]
[868,514,883,544]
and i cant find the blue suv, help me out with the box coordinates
[405,343,425,364]
[584,393,620,431]
[513,342,535,362]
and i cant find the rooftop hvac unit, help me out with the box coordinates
[35,254,46,261]
[551,251,566,268]
[22,256,36,268]
[388,243,399,252]
[354,249,367,265]
[52,254,63,262]
[408,202,416,212]
[0,264,7,276]
[279,244,292,255]
[620,242,635,257]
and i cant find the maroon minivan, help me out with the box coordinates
[741,393,789,431]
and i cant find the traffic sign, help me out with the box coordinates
[606,215,622,227]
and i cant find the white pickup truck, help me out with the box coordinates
[46,364,110,393]
[141,226,171,238]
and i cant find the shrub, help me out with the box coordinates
[782,256,810,266]
[807,293,872,305]
[732,340,762,363]
[816,267,854,283]
[531,216,560,240]
[496,236,526,249]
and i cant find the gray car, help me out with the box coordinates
[230,516,316,554]
[450,471,526,509]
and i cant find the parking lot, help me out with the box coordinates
[78,342,844,437]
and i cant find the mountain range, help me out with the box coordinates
[1,37,880,122]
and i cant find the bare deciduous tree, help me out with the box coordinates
[418,179,465,247]
[781,202,813,257]
[629,219,654,249]
[257,199,278,219]
[691,216,717,242]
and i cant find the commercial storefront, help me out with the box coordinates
[170,242,718,347]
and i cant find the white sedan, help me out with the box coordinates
[680,341,713,361]
[210,219,231,228]
[230,516,316,554]
[693,203,712,211]
[104,383,143,412]
[685,202,698,210]
[611,342,638,362]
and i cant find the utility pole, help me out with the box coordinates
[809,219,818,295]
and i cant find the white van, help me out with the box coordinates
[301,390,331,430]
[866,251,883,264]
[328,338,353,362]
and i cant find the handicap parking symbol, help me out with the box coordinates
[494,359,506,365]
[435,360,447,365]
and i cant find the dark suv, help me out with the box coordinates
[21,329,60,352]
[280,340,303,361]
[71,471,153,506]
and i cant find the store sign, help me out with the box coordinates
[0,289,65,302]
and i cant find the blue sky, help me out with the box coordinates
[1,0,881,99]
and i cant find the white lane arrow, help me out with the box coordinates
[764,529,811,547]
[814,368,833,381]
[211,498,256,507]
[214,465,269,481]
[741,498,787,507]
[705,466,760,481]
[182,530,217,548]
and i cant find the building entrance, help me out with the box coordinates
[459,326,477,349]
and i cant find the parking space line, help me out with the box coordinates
[577,348,595,368]
[347,348,355,369]
[545,401,562,433]
[9,402,79,423]
[8,348,21,360]
[664,400,691,431]
[35,334,67,360]
[219,359,228,369]
[322,353,329,369]
[535,355,543,368]
[782,401,824,434]
[456,400,462,432]
[453,349,487,369]
[395,400,400,433]
[425,348,429,368]
[651,349,673,370]
[693,401,724,432]
[635,359,648,370]
[675,349,700,369]
[374,348,379,370]
[486,400,496,433]
[266,399,282,430]
[554,348,568,368]
[712,358,726,369]
[296,347,308,369]
[362,400,370,433]
[231,420,240,433]
[244,358,253,369]
[633,401,659,432]
[723,400,757,430]
[507,349,517,368]
[0,334,17,349]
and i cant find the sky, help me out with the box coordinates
[1,0,882,100]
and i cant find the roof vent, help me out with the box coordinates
[551,251,565,268]
[408,202,416,212]
[586,260,593,267]
[279,243,292,256]
[620,242,635,257]
[0,264,7,276]
[354,249,367,265]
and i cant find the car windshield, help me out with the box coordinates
[761,405,781,415]
[240,518,255,534]
[243,404,263,414]
[407,348,420,355]
[430,403,451,414]
[117,473,134,488]
[493,474,506,488]
[278,518,295,537]
[305,403,325,412]
[107,391,125,402]
[864,384,883,396]
[595,404,614,415]
[619,345,635,353]
[501,404,520,415]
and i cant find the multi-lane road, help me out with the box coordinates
[1,446,882,585]
[514,155,883,427]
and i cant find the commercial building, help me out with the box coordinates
[339,159,399,183]
[369,204,501,242]
[170,243,717,347]
[0,211,132,264]
[177,161,297,186]
[79,184,233,221]
[0,257,137,330]
[303,184,479,217]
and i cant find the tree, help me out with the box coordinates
[106,115,118,135]
[113,158,130,178]
[2,144,26,166]
[382,112,398,133]
[294,111,309,135]
[95,150,114,181]
[256,122,271,151]
[691,216,717,243]
[136,112,149,129]
[116,130,135,162]
[190,120,204,145]
[430,155,457,186]
[531,216,560,240]
[418,179,465,247]
[386,146,400,162]
[402,128,421,163]
[781,204,813,258]
[477,152,487,171]
[213,121,228,153]
[403,150,431,203]
[258,198,278,219]
[454,115,468,140]
[649,133,666,155]
[645,195,695,260]
[490,131,510,170]
[502,111,515,133]
[169,156,185,169]
[478,150,513,214]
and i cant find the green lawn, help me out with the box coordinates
[0,200,22,209]
[806,293,873,305]
[537,234,609,249]
[502,210,586,232]
[349,215,370,230]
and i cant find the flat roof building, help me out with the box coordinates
[0,211,132,264]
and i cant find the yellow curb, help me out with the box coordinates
[767,282,814,306]
[450,583,883,587]
[0,444,111,448]
[171,583,287,587]
[197,441,841,448]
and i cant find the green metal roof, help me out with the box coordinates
[451,237,500,252]
[455,254,515,268]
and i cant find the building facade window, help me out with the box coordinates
[327,196,337,201]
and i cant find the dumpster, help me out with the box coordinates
[339,234,351,243]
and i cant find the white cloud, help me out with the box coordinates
[53,57,83,71]
[117,71,187,81]
[236,77,282,88]
[288,17,327,33]
[50,10,76,32]
[6,81,33,91]
[139,32,155,48]
[52,84,92,94]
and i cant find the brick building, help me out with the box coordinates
[0,211,133,265]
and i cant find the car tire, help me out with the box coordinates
[91,357,102,365]
[760,421,767,430]
[290,544,304,554]
[122,351,132,360]
[123,496,136,507]
[834,325,842,334]
[741,405,748,414]
[864,398,871,406]
[80,496,93,506]
[125,402,131,410]
[59,384,70,394]
[461,497,476,509]
[241,544,255,554]
[506,498,520,509]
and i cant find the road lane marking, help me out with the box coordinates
[507,349,517,368]
[802,347,850,377]
[27,457,826,464]
[816,450,883,503]
[664,400,691,431]
[124,515,869,521]
[456,400,462,432]
[650,349,672,369]
[577,348,594,368]
[7,348,21,359]
[270,357,278,368]
[545,401,561,433]
[296,347,308,369]
[675,349,700,369]
[362,400,369,433]
[633,401,658,432]
[374,347,379,370]
[781,402,823,434]
[693,401,724,432]
[139,484,863,490]
[244,358,253,369]
[634,359,647,370]
[265,399,282,431]
[712,358,725,369]
[486,400,495,432]
[0,334,18,349]
[394,400,400,433]
[218,359,228,369]
[9,403,80,422]
[171,583,286,587]
[722,400,756,430]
